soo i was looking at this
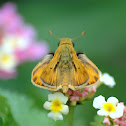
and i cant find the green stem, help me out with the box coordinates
[68,106,75,126]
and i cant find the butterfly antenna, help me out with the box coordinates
[48,30,60,40]
[72,32,86,40]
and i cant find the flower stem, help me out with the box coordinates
[68,106,75,126]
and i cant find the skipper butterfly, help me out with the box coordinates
[31,31,99,93]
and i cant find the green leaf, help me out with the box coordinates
[90,115,104,126]
[0,87,57,126]
[0,95,19,126]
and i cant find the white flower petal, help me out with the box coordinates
[0,51,17,72]
[101,73,116,88]
[97,109,109,116]
[60,105,69,115]
[109,104,124,119]
[48,93,57,101]
[48,92,68,104]
[43,101,52,110]
[2,34,29,51]
[16,37,29,49]
[1,39,13,53]
[48,112,63,121]
[93,95,106,109]
[107,97,119,105]
[99,71,102,77]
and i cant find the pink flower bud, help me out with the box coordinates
[113,118,120,124]
[120,116,124,120]
[120,121,126,126]
[124,106,126,113]
[72,91,77,95]
[124,117,126,120]
[75,90,80,95]
[79,92,88,97]
[103,117,110,126]
[70,96,79,101]
[67,90,72,95]
[90,86,97,93]
[84,87,90,92]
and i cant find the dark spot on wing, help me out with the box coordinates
[54,62,59,71]
[87,83,90,85]
[72,62,77,71]
[91,81,94,84]
[94,76,98,81]
[33,76,37,82]
[87,81,95,85]
[37,82,40,85]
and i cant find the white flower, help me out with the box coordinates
[2,34,30,52]
[93,95,124,119]
[43,92,69,121]
[99,71,116,88]
[0,49,17,72]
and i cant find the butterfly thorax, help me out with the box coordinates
[58,38,74,65]
[58,44,73,68]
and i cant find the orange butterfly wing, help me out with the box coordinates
[40,53,62,90]
[70,54,89,90]
[77,53,99,86]
[31,54,58,91]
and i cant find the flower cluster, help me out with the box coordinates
[93,95,126,126]
[0,3,48,79]
[65,86,97,106]
[43,71,116,121]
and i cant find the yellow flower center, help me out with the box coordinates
[1,55,9,62]
[103,102,116,113]
[51,99,62,112]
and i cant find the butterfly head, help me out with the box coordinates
[48,30,86,47]
[58,38,73,46]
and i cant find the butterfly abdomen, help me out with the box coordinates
[61,72,71,93]
[58,61,73,93]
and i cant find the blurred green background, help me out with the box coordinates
[0,0,126,126]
